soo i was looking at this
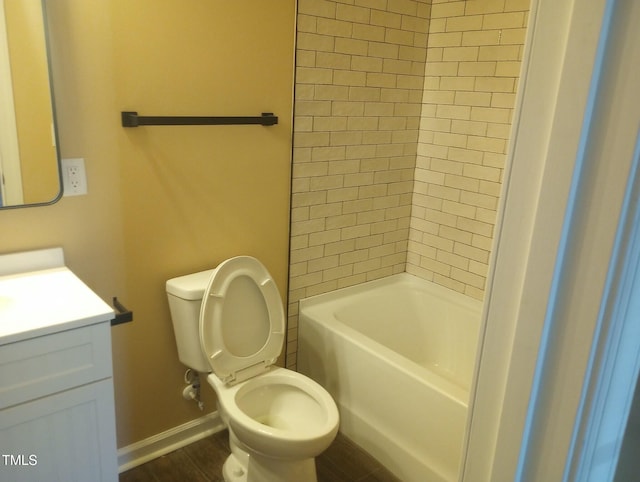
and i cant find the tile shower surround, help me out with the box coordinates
[287,0,529,367]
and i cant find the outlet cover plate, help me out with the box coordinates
[61,158,87,196]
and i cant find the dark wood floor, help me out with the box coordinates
[119,430,400,482]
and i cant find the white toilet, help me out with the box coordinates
[166,256,339,482]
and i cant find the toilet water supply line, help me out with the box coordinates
[183,369,204,410]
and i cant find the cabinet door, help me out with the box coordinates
[0,379,117,482]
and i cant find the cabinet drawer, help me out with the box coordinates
[0,322,112,409]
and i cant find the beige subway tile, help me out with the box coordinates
[461,190,498,210]
[336,3,371,23]
[353,23,386,42]
[491,92,517,108]
[428,18,446,33]
[440,75,475,91]
[297,67,334,85]
[472,231,495,250]
[289,271,324,291]
[475,207,498,226]
[423,89,456,104]
[317,17,353,38]
[457,216,493,237]
[308,255,340,273]
[362,130,393,144]
[295,117,314,132]
[385,28,416,47]
[487,122,512,139]
[313,116,348,132]
[436,104,472,120]
[465,0,506,15]
[292,191,327,207]
[431,1,466,18]
[364,102,395,116]
[311,146,347,161]
[453,240,489,263]
[370,9,402,29]
[463,163,501,182]
[500,27,527,45]
[462,30,501,46]
[470,106,512,123]
[402,15,430,34]
[396,74,422,90]
[452,119,488,137]
[295,100,332,116]
[343,198,374,214]
[451,267,485,289]
[308,229,342,248]
[381,87,411,102]
[351,55,384,72]
[323,264,355,282]
[445,173,480,192]
[346,144,377,159]
[336,37,369,56]
[383,58,414,75]
[316,52,351,70]
[467,135,506,154]
[289,234,308,251]
[443,46,479,62]
[458,61,497,76]
[423,61,459,76]
[420,256,451,276]
[324,238,356,255]
[366,72,398,88]
[355,234,384,250]
[478,45,521,62]
[297,14,317,34]
[505,0,531,12]
[387,0,419,16]
[293,161,329,178]
[410,216,440,236]
[483,12,526,30]
[328,159,361,175]
[479,179,502,197]
[342,224,372,240]
[315,85,350,101]
[426,47,444,62]
[483,151,507,168]
[427,32,463,48]
[443,199,476,218]
[437,250,470,270]
[330,131,364,146]
[298,0,337,18]
[347,116,380,131]
[455,91,492,108]
[446,15,483,32]
[291,177,310,193]
[332,101,365,116]
[326,213,358,230]
[327,187,359,203]
[297,32,335,53]
[290,245,324,264]
[345,172,376,187]
[475,76,515,92]
[368,41,400,59]
[495,60,523,78]
[447,146,484,164]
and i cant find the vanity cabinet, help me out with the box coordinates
[0,249,118,481]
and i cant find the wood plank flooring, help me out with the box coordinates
[119,430,400,482]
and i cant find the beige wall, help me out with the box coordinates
[0,0,295,449]
[287,0,529,367]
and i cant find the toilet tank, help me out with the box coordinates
[166,269,215,373]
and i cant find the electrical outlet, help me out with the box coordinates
[61,158,88,196]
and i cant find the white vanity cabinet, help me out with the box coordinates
[0,248,118,482]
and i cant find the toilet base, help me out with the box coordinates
[223,454,247,482]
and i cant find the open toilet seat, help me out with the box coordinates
[200,256,285,385]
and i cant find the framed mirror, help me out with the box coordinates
[0,0,61,209]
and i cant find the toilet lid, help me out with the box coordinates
[199,256,285,385]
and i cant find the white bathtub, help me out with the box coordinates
[297,273,482,482]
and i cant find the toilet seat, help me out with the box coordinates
[200,256,285,385]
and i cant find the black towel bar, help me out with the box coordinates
[121,111,278,127]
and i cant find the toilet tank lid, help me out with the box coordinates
[166,269,215,300]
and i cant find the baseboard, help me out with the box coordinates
[117,411,226,473]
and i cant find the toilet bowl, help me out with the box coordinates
[166,256,339,482]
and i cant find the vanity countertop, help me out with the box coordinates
[0,267,114,345]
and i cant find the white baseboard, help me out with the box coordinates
[117,411,226,473]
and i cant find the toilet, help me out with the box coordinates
[166,256,339,482]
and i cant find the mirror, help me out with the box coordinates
[0,0,60,208]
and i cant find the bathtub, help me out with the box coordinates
[297,273,482,482]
